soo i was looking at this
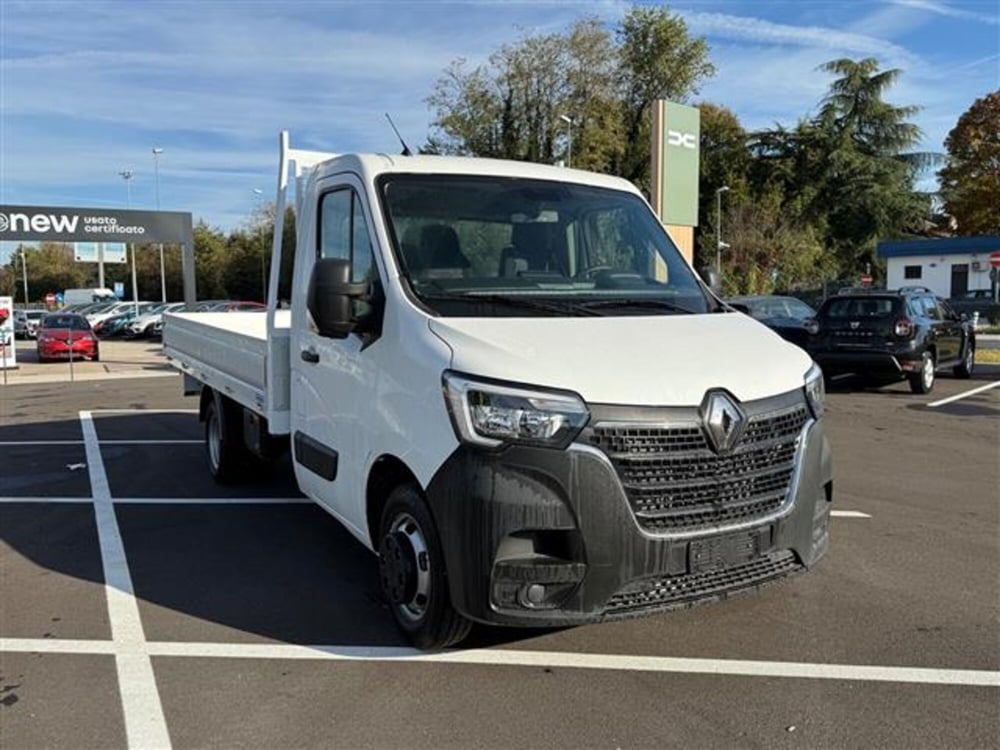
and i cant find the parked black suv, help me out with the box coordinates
[807,287,975,394]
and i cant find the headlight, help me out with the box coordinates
[443,371,589,449]
[804,362,825,419]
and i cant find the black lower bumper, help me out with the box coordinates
[424,421,833,627]
[812,349,921,377]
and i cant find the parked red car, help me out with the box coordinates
[36,314,100,362]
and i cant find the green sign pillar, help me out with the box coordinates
[650,100,701,263]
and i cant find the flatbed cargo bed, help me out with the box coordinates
[163,310,292,432]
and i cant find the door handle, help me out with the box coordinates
[300,348,319,364]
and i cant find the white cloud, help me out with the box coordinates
[889,0,1000,26]
[679,10,917,64]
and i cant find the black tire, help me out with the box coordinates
[92,348,100,362]
[378,484,472,650]
[953,343,974,379]
[204,394,250,484]
[908,351,935,394]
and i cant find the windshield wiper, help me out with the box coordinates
[577,298,697,314]
[419,292,605,317]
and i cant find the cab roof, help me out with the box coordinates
[311,153,643,197]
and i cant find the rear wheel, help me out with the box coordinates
[92,347,100,362]
[953,343,974,379]
[378,484,472,650]
[204,394,250,484]
[908,351,935,394]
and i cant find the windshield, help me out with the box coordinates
[822,297,900,318]
[379,175,713,317]
[41,314,90,331]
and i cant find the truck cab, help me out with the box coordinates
[166,132,833,649]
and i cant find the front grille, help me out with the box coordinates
[589,402,809,533]
[604,550,801,614]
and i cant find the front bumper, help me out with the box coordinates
[38,341,97,359]
[425,419,833,627]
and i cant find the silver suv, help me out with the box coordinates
[14,310,46,339]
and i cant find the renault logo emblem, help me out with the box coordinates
[700,391,746,454]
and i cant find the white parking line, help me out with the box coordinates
[830,510,871,518]
[927,380,1000,408]
[80,411,172,750]
[89,408,199,414]
[0,440,84,445]
[113,497,309,504]
[3,637,996,688]
[101,440,203,445]
[0,496,94,503]
[1,637,117,654]
[0,496,304,505]
[0,440,201,446]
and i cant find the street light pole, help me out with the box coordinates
[715,185,730,275]
[153,147,166,302]
[559,115,575,167]
[19,244,29,305]
[119,169,139,315]
[252,188,266,301]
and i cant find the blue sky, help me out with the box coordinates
[1,0,997,257]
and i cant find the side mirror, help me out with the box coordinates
[700,267,721,295]
[307,258,369,339]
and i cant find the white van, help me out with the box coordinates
[164,133,833,649]
[63,288,116,306]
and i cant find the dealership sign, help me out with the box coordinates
[650,100,701,229]
[0,204,192,244]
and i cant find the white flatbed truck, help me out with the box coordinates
[165,132,833,649]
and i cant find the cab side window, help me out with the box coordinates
[319,189,375,283]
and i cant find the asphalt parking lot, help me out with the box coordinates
[1,370,998,749]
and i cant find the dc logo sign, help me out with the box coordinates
[0,213,9,232]
[667,130,697,150]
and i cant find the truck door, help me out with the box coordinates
[290,175,381,541]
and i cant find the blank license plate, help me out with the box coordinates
[688,528,769,574]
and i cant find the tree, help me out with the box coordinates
[613,6,714,188]
[426,6,714,186]
[696,103,751,270]
[747,58,931,277]
[193,221,228,300]
[427,19,621,170]
[939,90,1000,235]
[717,187,833,296]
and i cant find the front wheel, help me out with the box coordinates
[378,485,471,650]
[953,343,974,379]
[908,351,936,394]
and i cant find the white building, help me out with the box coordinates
[877,236,999,298]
